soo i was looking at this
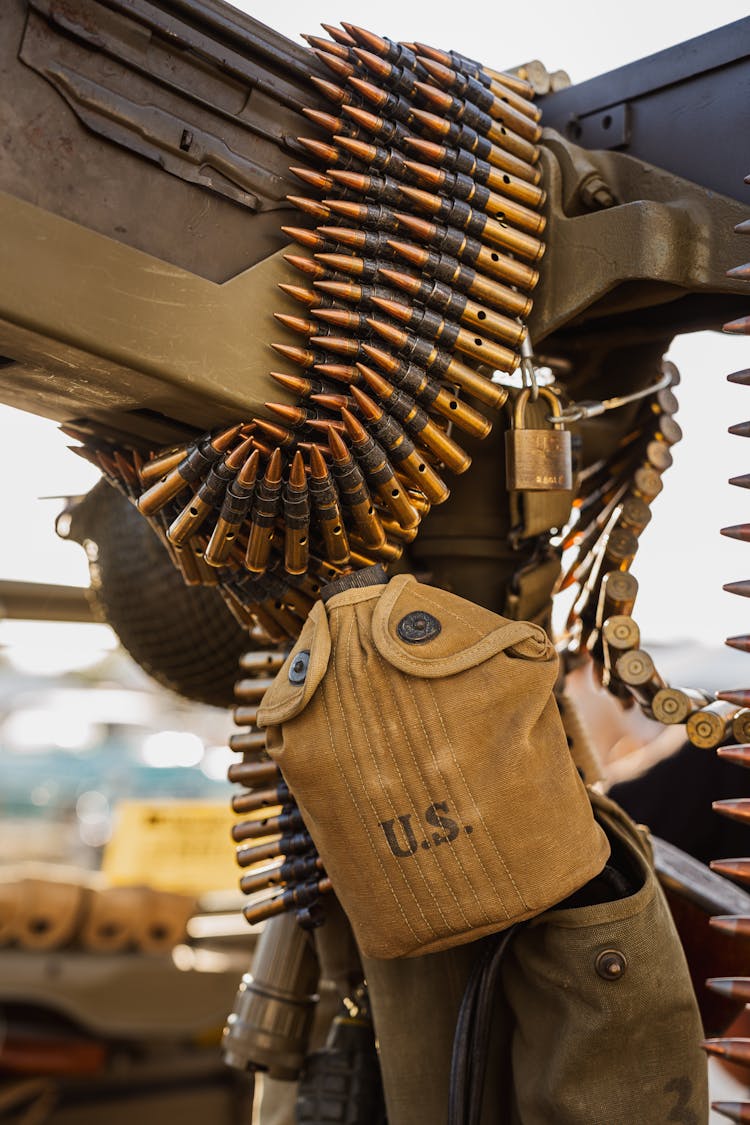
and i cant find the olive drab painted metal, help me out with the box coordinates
[505,387,573,491]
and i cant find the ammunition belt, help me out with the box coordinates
[64,24,546,641]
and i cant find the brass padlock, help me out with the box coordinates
[505,387,573,490]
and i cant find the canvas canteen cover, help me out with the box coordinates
[257,568,610,958]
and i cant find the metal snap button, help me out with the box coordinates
[288,650,310,684]
[595,949,627,980]
[397,611,442,644]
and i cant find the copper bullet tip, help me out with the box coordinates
[309,444,329,477]
[727,263,750,281]
[415,80,451,109]
[378,266,417,293]
[309,76,347,101]
[728,369,750,386]
[334,135,372,161]
[328,426,349,460]
[387,238,425,266]
[286,195,331,219]
[340,407,367,441]
[416,56,453,85]
[356,362,389,393]
[313,49,354,78]
[263,446,283,480]
[347,75,384,103]
[717,689,750,706]
[289,450,306,487]
[284,254,323,276]
[301,108,341,132]
[730,473,750,489]
[271,342,310,364]
[402,135,441,159]
[297,137,338,161]
[726,635,750,653]
[290,166,333,190]
[349,383,378,417]
[341,105,380,129]
[403,158,440,186]
[321,23,356,46]
[265,402,304,426]
[721,524,750,543]
[270,371,306,395]
[212,423,244,452]
[310,393,349,410]
[315,251,360,273]
[278,283,316,305]
[236,447,260,486]
[314,280,354,301]
[723,580,750,598]
[328,169,367,191]
[711,1100,750,1123]
[345,25,387,54]
[398,183,438,212]
[324,199,365,220]
[392,210,434,238]
[724,315,750,335]
[370,295,409,321]
[353,47,390,77]
[225,435,256,470]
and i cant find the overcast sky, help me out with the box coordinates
[1,2,748,661]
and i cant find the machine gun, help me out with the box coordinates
[2,4,750,1122]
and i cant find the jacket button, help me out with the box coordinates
[397,611,441,644]
[288,650,310,684]
[595,949,627,980]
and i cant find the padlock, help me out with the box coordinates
[505,387,573,491]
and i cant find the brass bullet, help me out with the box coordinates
[309,75,358,107]
[327,168,408,207]
[352,47,423,100]
[328,427,387,547]
[368,297,520,375]
[361,341,493,437]
[717,745,750,768]
[310,393,353,410]
[321,23,356,47]
[340,408,421,528]
[302,34,352,61]
[282,451,310,576]
[402,157,545,235]
[401,135,545,206]
[232,782,290,815]
[313,362,359,384]
[308,444,351,564]
[281,226,335,253]
[273,314,318,336]
[724,580,750,598]
[323,198,403,232]
[414,81,539,164]
[232,809,305,844]
[301,107,346,134]
[242,875,332,925]
[614,649,665,707]
[313,48,355,79]
[313,305,381,336]
[687,701,741,750]
[236,831,315,870]
[271,343,322,369]
[377,266,526,346]
[205,448,260,567]
[386,237,531,317]
[278,283,320,309]
[414,41,535,101]
[720,689,750,707]
[349,384,450,502]
[416,56,542,144]
[283,254,328,279]
[228,759,279,787]
[355,362,471,472]
[335,134,410,178]
[285,195,331,220]
[245,448,284,574]
[347,76,414,126]
[397,183,544,262]
[289,166,335,192]
[167,434,254,546]
[709,915,750,939]
[138,446,189,486]
[710,1101,750,1123]
[713,801,750,827]
[702,1039,750,1066]
[601,615,640,652]
[315,252,375,278]
[341,103,411,148]
[651,687,713,725]
[408,107,540,184]
[392,209,539,290]
[137,424,242,516]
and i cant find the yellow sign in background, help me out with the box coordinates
[103,800,240,896]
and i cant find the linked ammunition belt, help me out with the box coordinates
[64,24,546,639]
